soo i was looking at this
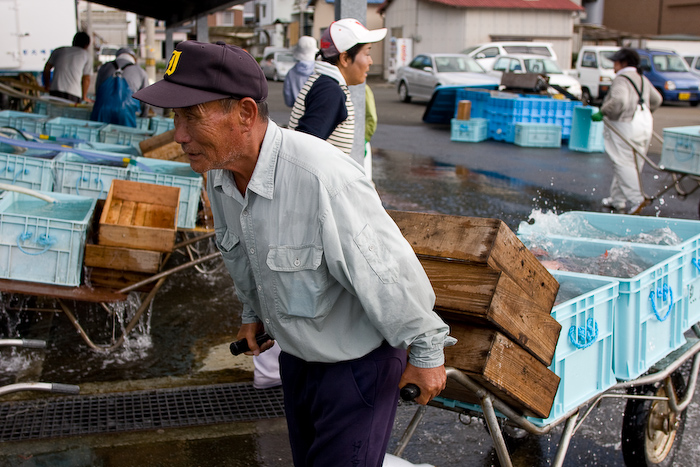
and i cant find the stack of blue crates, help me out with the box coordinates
[454,89,492,119]
[486,96,582,143]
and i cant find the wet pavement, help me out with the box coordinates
[1,79,700,466]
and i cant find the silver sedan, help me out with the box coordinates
[396,53,501,102]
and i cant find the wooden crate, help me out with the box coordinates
[441,323,560,419]
[98,180,179,252]
[389,210,561,366]
[84,243,162,273]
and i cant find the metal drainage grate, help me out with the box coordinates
[0,382,285,442]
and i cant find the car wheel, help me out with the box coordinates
[581,88,592,106]
[398,81,411,103]
[273,71,280,82]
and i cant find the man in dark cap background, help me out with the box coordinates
[133,40,453,467]
[91,47,150,126]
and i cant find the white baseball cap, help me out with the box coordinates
[320,18,387,57]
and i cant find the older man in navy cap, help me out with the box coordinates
[134,40,452,467]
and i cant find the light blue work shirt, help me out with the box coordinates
[208,120,452,368]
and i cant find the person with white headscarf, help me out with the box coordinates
[283,36,318,107]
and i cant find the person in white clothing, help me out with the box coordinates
[592,48,663,215]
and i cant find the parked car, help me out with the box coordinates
[488,54,582,100]
[635,48,700,106]
[462,41,557,71]
[260,49,295,81]
[574,45,620,104]
[683,55,700,78]
[396,53,500,102]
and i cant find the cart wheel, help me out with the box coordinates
[621,372,686,467]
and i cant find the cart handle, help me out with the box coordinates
[400,384,421,402]
[568,318,598,349]
[649,284,674,321]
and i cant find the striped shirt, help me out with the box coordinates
[288,61,355,155]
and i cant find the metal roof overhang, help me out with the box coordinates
[87,0,245,27]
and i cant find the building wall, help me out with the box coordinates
[383,0,576,73]
[603,0,700,36]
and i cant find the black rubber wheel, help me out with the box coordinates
[621,371,687,467]
[581,88,592,106]
[398,81,411,103]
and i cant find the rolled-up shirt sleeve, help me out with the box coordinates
[319,175,452,368]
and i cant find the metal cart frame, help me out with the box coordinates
[394,325,700,467]
[0,231,220,353]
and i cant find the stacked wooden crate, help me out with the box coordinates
[389,210,561,419]
[84,180,180,290]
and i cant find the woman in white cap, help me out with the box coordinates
[283,36,318,107]
[288,18,386,155]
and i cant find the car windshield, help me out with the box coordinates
[434,56,485,73]
[599,51,617,69]
[523,58,562,74]
[101,47,119,56]
[277,53,295,63]
[503,45,552,57]
[652,54,690,72]
[461,46,479,55]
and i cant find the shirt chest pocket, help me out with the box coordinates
[267,245,330,319]
[215,228,256,297]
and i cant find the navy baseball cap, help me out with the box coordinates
[133,41,268,108]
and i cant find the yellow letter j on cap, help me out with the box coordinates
[165,51,182,76]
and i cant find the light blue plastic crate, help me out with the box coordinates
[450,118,488,143]
[659,126,700,176]
[514,123,562,148]
[136,117,151,132]
[75,141,141,157]
[518,211,700,329]
[525,270,618,426]
[45,103,92,120]
[518,235,687,381]
[128,157,203,229]
[0,190,96,286]
[149,116,175,135]
[0,153,56,192]
[44,117,105,142]
[99,124,153,148]
[569,106,604,153]
[0,111,48,134]
[53,151,130,200]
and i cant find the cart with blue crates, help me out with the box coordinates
[394,243,700,467]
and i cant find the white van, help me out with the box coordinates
[684,55,700,78]
[462,42,557,71]
[574,45,620,104]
